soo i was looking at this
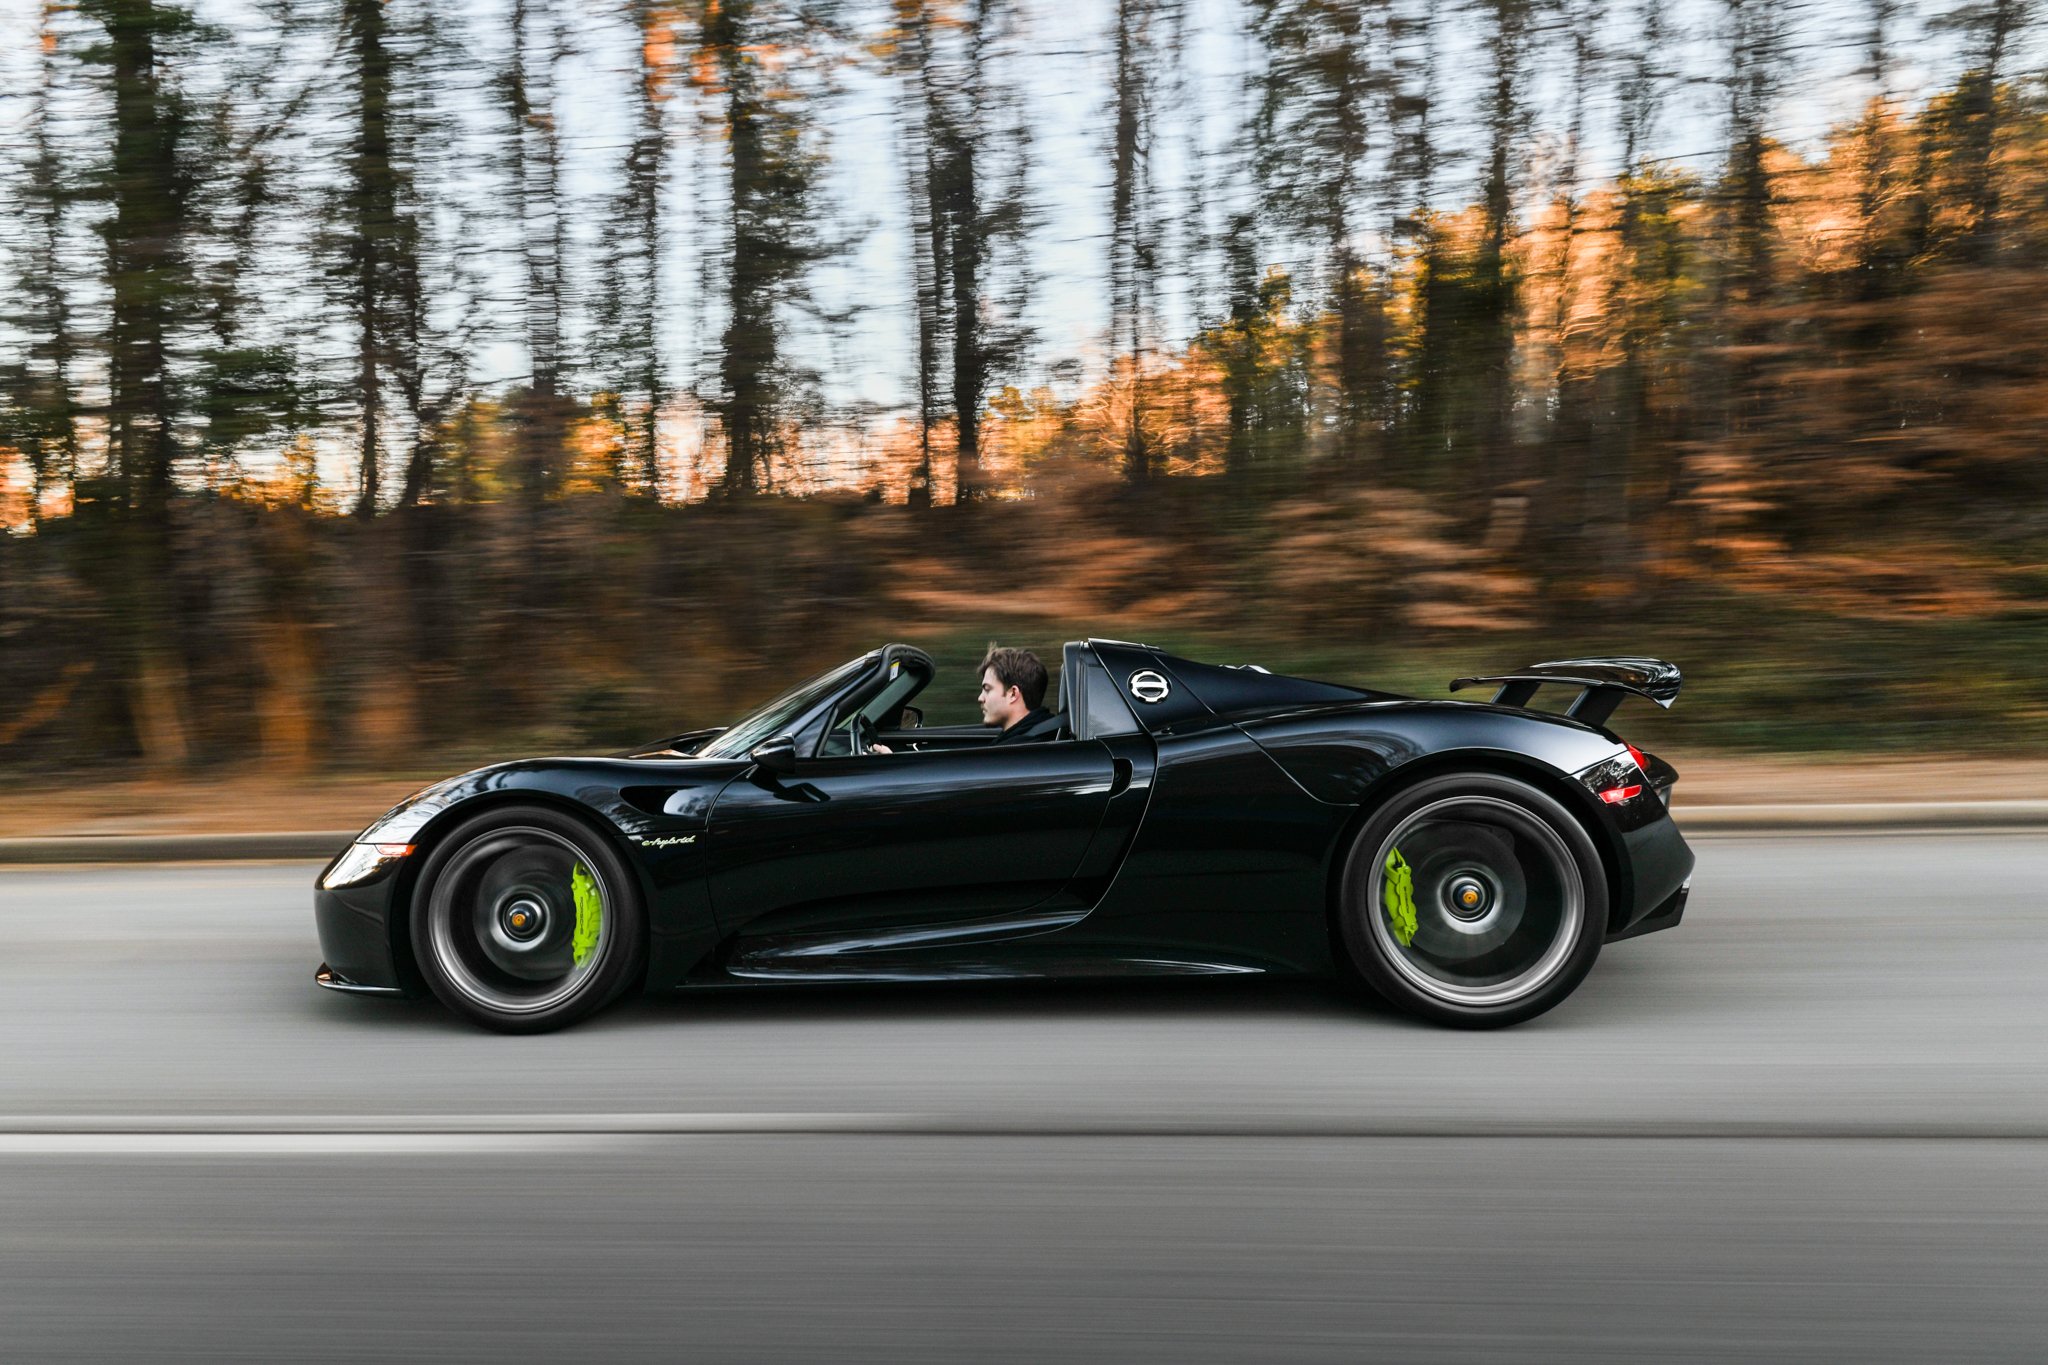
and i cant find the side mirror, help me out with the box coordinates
[899,706,924,730]
[749,735,799,776]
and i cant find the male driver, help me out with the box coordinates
[870,646,1055,755]
[979,645,1057,744]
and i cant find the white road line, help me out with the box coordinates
[0,1112,922,1135]
[1,1115,2045,1154]
[0,1113,927,1156]
[0,1134,604,1155]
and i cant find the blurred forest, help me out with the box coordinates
[3,0,2048,774]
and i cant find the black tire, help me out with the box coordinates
[1337,772,1606,1028]
[409,803,647,1033]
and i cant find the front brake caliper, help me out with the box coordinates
[1383,847,1418,948]
[570,862,603,965]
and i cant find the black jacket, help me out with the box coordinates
[991,707,1059,744]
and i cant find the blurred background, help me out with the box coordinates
[3,0,2047,791]
[7,9,2048,1359]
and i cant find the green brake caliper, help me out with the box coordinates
[570,862,603,965]
[1383,847,1418,948]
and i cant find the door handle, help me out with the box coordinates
[1109,758,1132,796]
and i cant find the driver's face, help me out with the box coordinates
[978,668,1025,728]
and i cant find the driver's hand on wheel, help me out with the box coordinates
[870,742,892,755]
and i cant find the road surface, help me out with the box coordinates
[1,833,2044,1360]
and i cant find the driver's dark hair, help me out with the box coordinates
[978,645,1048,711]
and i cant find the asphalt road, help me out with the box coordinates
[2,833,2045,1360]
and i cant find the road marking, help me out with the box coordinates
[0,1113,2045,1156]
[0,1113,919,1156]
[0,1134,598,1156]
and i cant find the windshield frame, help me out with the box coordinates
[818,653,934,756]
[695,654,876,760]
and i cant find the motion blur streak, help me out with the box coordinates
[2,1141,2044,1362]
[2,834,2046,1359]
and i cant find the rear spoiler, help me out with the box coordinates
[1449,657,1680,727]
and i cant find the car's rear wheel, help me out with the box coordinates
[1338,772,1606,1028]
[410,804,645,1033]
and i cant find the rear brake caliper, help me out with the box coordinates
[1383,847,1418,947]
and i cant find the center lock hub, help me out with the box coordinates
[500,895,548,943]
[1444,874,1493,921]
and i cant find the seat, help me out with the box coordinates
[1014,710,1067,742]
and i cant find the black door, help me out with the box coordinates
[703,739,1121,964]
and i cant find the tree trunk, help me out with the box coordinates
[626,0,670,492]
[1111,0,1153,483]
[1954,0,2018,265]
[712,0,775,495]
[946,46,985,501]
[506,0,568,504]
[344,0,393,517]
[90,0,194,768]
[1474,0,1525,493]
[898,0,944,506]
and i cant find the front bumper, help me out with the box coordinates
[313,853,412,995]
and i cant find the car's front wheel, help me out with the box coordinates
[410,804,646,1033]
[1338,772,1607,1028]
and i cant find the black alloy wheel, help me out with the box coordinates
[410,804,646,1033]
[1338,772,1607,1028]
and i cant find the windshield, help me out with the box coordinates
[696,655,874,760]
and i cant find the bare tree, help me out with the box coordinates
[0,4,82,525]
[1940,0,2029,263]
[502,0,571,503]
[1250,0,1391,464]
[1110,0,1169,481]
[890,1,1034,500]
[79,0,204,765]
[595,0,677,494]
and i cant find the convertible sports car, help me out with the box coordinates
[314,640,1693,1033]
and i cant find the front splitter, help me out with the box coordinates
[315,963,407,997]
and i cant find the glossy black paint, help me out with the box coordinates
[313,639,1696,998]
[706,740,1119,951]
[1609,880,1689,943]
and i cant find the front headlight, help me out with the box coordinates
[320,842,412,890]
[322,779,463,888]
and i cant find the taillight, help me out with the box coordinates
[1598,784,1643,805]
[1625,742,1648,774]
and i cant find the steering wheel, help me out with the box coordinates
[850,713,879,756]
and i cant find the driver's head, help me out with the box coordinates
[977,646,1047,729]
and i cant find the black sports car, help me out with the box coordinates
[315,640,1693,1032]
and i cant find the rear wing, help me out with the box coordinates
[1449,657,1680,727]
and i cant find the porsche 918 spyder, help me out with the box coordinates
[314,640,1693,1032]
